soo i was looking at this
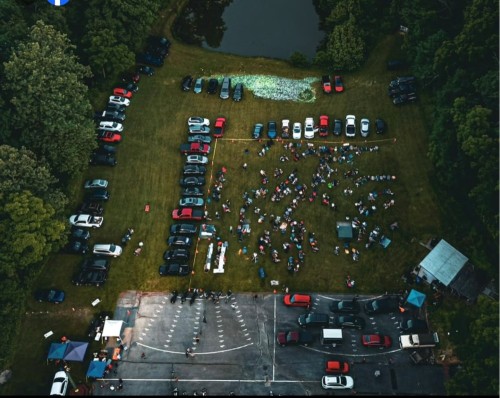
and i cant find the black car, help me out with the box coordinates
[72,268,107,286]
[399,318,428,333]
[148,36,171,50]
[181,75,193,91]
[389,75,416,88]
[188,134,212,144]
[118,82,139,93]
[375,118,386,134]
[329,299,360,314]
[364,297,400,314]
[71,227,90,241]
[163,248,190,262]
[167,235,192,247]
[388,83,416,97]
[159,263,190,276]
[90,153,117,166]
[393,93,417,105]
[136,53,164,67]
[333,119,342,136]
[100,110,126,122]
[35,289,66,303]
[65,239,89,254]
[233,83,243,101]
[334,315,366,330]
[181,187,204,197]
[121,71,140,84]
[170,223,198,236]
[267,121,277,139]
[183,165,206,176]
[85,189,110,202]
[146,44,168,58]
[179,176,205,187]
[77,201,104,216]
[81,256,111,272]
[207,78,218,94]
[137,65,155,76]
[106,103,127,113]
[94,144,117,156]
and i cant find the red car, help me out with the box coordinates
[97,131,122,143]
[334,76,344,93]
[283,293,312,308]
[113,88,133,99]
[325,360,350,374]
[361,334,392,348]
[172,208,205,221]
[319,115,329,137]
[322,75,332,94]
[213,117,226,138]
[179,143,210,155]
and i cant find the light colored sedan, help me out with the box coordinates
[304,117,315,139]
[360,118,370,137]
[186,155,209,165]
[108,95,130,107]
[321,375,354,390]
[69,214,103,228]
[84,179,108,189]
[188,116,210,127]
[345,114,356,138]
[98,121,123,132]
[50,370,68,396]
[292,122,302,139]
[93,243,123,257]
[179,197,204,207]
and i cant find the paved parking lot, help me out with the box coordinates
[92,291,445,396]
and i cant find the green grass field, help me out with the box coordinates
[3,16,446,395]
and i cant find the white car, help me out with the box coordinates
[98,121,123,132]
[108,95,130,107]
[360,118,370,137]
[69,214,103,228]
[292,122,302,139]
[186,155,209,165]
[84,179,108,189]
[93,243,123,257]
[345,115,356,138]
[50,371,68,396]
[321,375,354,390]
[304,117,315,139]
[188,117,210,127]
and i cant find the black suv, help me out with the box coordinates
[364,296,400,314]
[89,153,117,167]
[85,189,110,202]
[82,256,110,272]
[297,312,330,328]
[169,224,198,236]
[96,110,126,123]
[163,248,190,262]
[72,268,107,286]
[77,201,104,216]
[233,83,244,101]
[181,75,193,91]
[207,78,218,94]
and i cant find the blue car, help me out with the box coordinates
[253,123,263,139]
[35,289,66,303]
[267,121,277,139]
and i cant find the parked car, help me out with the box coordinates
[283,293,312,308]
[137,65,155,76]
[167,235,193,247]
[108,96,130,107]
[35,289,66,304]
[298,312,330,328]
[84,179,108,189]
[333,315,366,330]
[321,375,354,390]
[334,76,344,92]
[136,52,164,67]
[77,201,104,216]
[85,189,110,202]
[113,88,133,99]
[185,155,209,165]
[92,243,123,257]
[98,121,123,132]
[89,153,117,166]
[361,333,392,348]
[72,268,107,286]
[219,77,231,99]
[333,119,342,136]
[393,93,417,105]
[183,164,206,176]
[375,118,386,134]
[159,263,190,276]
[163,248,190,262]
[252,123,264,139]
[119,82,139,93]
[364,296,400,314]
[193,77,204,94]
[96,110,125,123]
[188,134,212,144]
[94,144,117,156]
[181,75,193,91]
[69,214,103,228]
[147,35,171,50]
[345,115,356,138]
[188,125,211,135]
[207,78,218,94]
[267,121,277,139]
[277,330,314,347]
[329,299,360,314]
[292,122,302,139]
[360,118,370,138]
[181,187,204,197]
[179,176,206,187]
[232,83,243,101]
[388,82,416,97]
[106,103,126,113]
[325,360,350,374]
[304,117,315,139]
[97,131,122,143]
[65,238,89,254]
[322,75,332,94]
[213,117,226,138]
[170,224,198,236]
[399,318,428,333]
[81,256,111,272]
[281,119,290,138]
[319,115,329,137]
[50,371,69,396]
[121,71,140,84]
[179,197,204,207]
[188,117,210,127]
[71,228,90,241]
[179,143,210,155]
[389,76,416,88]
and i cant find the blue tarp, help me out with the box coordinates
[63,341,89,362]
[47,343,68,360]
[406,289,426,308]
[86,360,107,378]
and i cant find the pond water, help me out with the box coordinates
[174,0,324,61]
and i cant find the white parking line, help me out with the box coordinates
[136,341,254,355]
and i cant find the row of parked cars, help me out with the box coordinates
[252,115,386,140]
[321,75,344,94]
[389,75,417,105]
[182,75,244,101]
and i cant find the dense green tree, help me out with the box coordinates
[0,0,28,63]
[289,52,310,68]
[2,20,96,179]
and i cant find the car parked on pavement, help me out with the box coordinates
[292,122,302,139]
[321,375,353,390]
[345,115,356,138]
[360,118,370,138]
[92,243,123,257]
[304,117,315,139]
[69,214,103,228]
[399,318,428,334]
[283,293,312,308]
[89,153,117,166]
[163,248,190,262]
[35,289,66,304]
[84,179,108,189]
[329,299,360,314]
[325,359,350,374]
[319,115,329,137]
[333,315,366,330]
[298,312,330,328]
[277,330,314,347]
[50,371,69,395]
[361,333,392,348]
[213,117,226,138]
[185,155,209,165]
[207,78,218,94]
[159,263,190,276]
[252,123,264,139]
[364,296,400,314]
[193,77,204,94]
[267,121,277,139]
[233,83,243,101]
[181,75,193,91]
[179,197,204,207]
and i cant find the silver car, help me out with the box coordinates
[220,77,231,99]
[360,118,370,137]
[179,197,204,207]
[92,243,123,257]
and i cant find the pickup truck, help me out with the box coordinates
[281,119,290,138]
[399,332,439,349]
[179,143,210,155]
[172,207,205,221]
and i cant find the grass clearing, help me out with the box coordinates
[4,18,445,395]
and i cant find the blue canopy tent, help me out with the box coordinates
[63,341,89,362]
[406,289,426,308]
[47,343,68,362]
[86,360,106,379]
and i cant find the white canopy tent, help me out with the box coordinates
[101,320,124,342]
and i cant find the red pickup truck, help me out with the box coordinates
[172,208,205,221]
[180,143,210,155]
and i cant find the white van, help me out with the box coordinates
[321,328,343,346]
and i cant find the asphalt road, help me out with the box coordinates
[91,291,445,396]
